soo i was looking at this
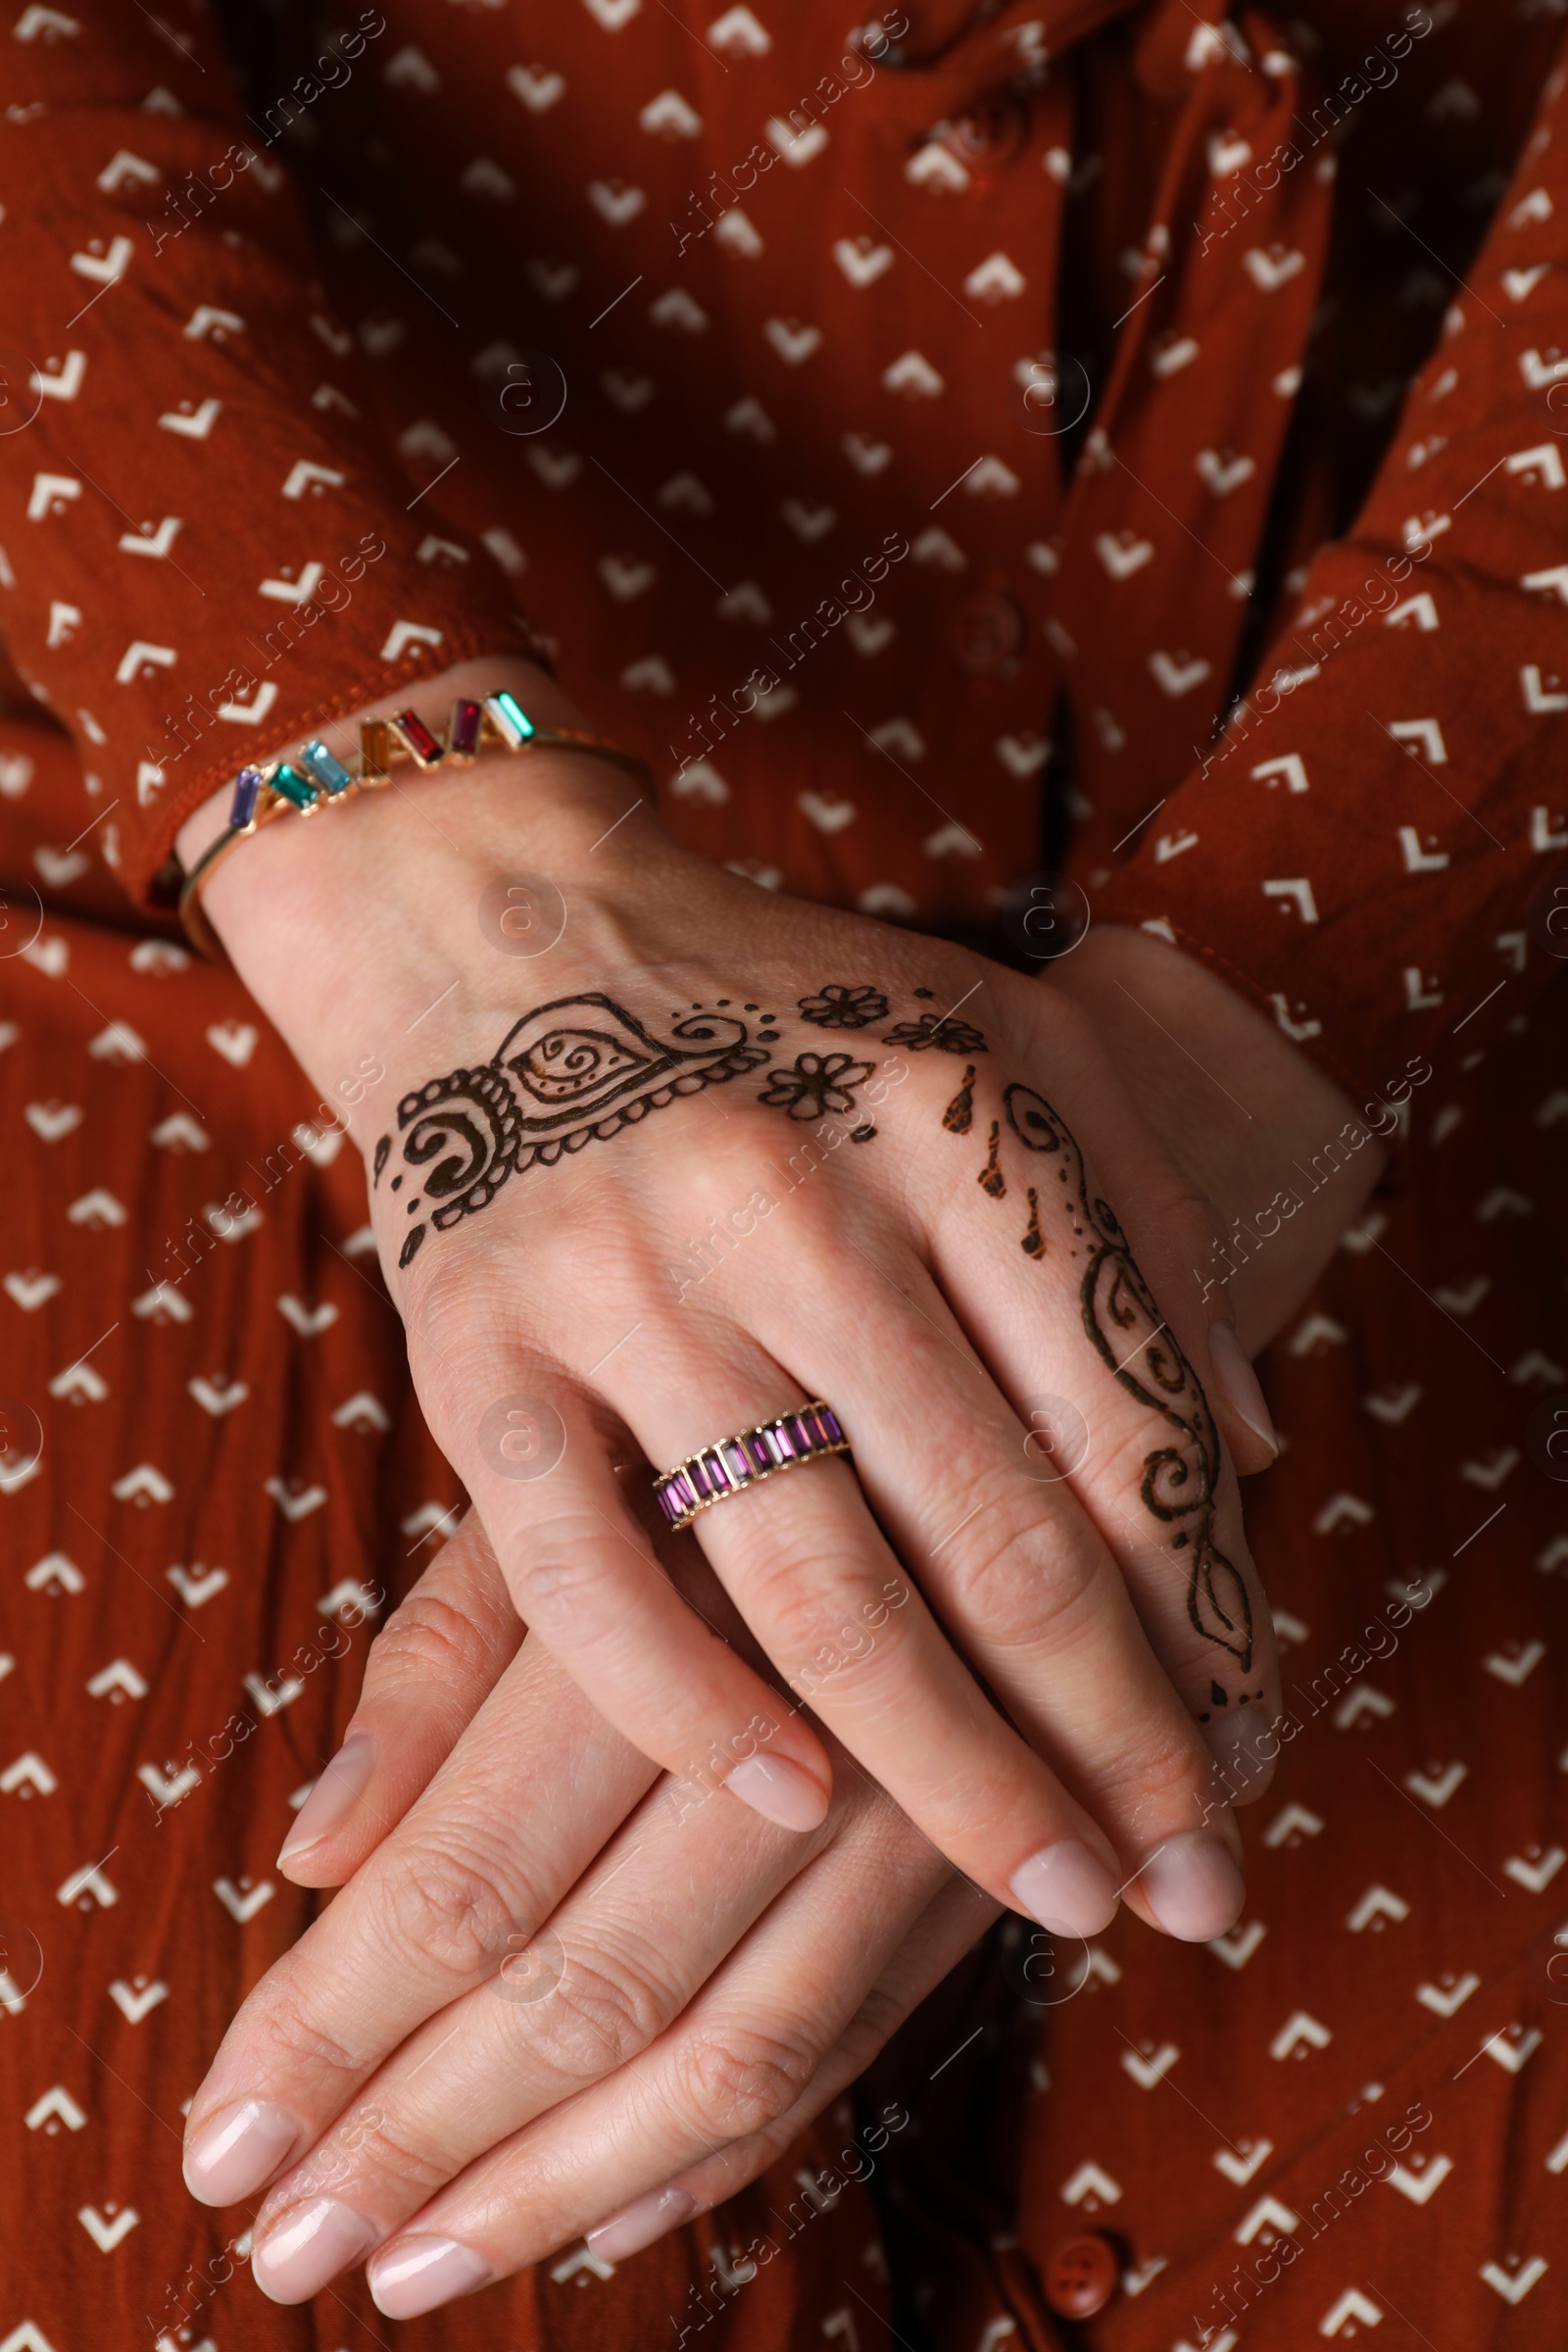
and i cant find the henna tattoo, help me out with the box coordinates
[999,1082,1253,1675]
[390,994,769,1267]
[943,1069,1253,1683]
[759,1050,874,1122]
[941,1064,977,1134]
[882,1010,987,1054]
[978,1120,1005,1199]
[798,983,888,1030]
[371,1134,390,1186]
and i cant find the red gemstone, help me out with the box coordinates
[391,708,443,765]
[449,697,481,757]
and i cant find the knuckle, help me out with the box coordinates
[239,1990,363,2095]
[375,1838,517,1983]
[727,1535,893,1682]
[674,2023,817,2142]
[942,1505,1102,1648]
[525,1955,662,2082]
[1103,1716,1211,1822]
[510,1513,620,1635]
[368,1586,492,1687]
[288,2097,445,2207]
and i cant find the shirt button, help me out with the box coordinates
[940,91,1029,174]
[950,589,1026,677]
[1043,2233,1118,2321]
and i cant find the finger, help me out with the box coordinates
[597,1305,1141,1939]
[727,1232,1252,1939]
[408,1336,838,1831]
[1000,975,1281,1475]
[278,1511,522,1886]
[916,1068,1283,1812]
[361,1825,984,2315]
[245,1736,861,2303]
[182,1632,658,2212]
[584,1873,999,2268]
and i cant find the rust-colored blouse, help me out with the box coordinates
[2,2,1566,2347]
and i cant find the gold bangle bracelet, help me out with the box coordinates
[176,689,649,964]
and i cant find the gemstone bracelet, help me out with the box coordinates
[176,690,649,963]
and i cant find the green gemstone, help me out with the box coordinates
[487,689,535,747]
[270,763,319,809]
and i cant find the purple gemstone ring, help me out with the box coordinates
[653,1401,851,1534]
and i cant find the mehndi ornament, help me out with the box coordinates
[177,690,648,963]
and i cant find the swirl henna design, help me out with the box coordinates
[1001,1082,1255,1685]
[375,982,900,1269]
[376,994,772,1267]
[939,1073,1256,1700]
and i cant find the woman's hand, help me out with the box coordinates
[185,656,1278,1943]
[1049,923,1392,1356]
[182,1516,994,2315]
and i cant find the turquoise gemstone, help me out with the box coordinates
[485,690,535,749]
[299,739,353,794]
[270,763,318,809]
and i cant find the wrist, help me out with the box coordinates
[191,657,675,1096]
[173,656,594,875]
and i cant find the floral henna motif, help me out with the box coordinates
[1000,1081,1254,1679]
[378,994,770,1268]
[759,1050,874,1122]
[882,1010,987,1054]
[798,982,888,1030]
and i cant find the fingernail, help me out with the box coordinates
[724,1753,829,1833]
[183,2098,301,2205]
[1206,1322,1279,1458]
[1008,1838,1119,1936]
[368,2235,492,2318]
[1140,1832,1246,1941]
[1202,1702,1280,1807]
[277,1733,376,1867]
[252,2197,379,2304]
[586,2184,696,2263]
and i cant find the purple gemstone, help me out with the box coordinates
[667,1470,695,1512]
[763,1423,793,1464]
[747,1433,771,1473]
[228,766,264,827]
[724,1441,753,1483]
[785,1415,812,1456]
[687,1458,710,1499]
[657,1486,680,1524]
[797,1409,824,1448]
[703,1450,730,1492]
[817,1406,844,1445]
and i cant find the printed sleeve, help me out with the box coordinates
[1093,45,1568,1107]
[0,0,525,906]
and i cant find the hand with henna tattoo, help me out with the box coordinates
[178,654,1287,1958]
